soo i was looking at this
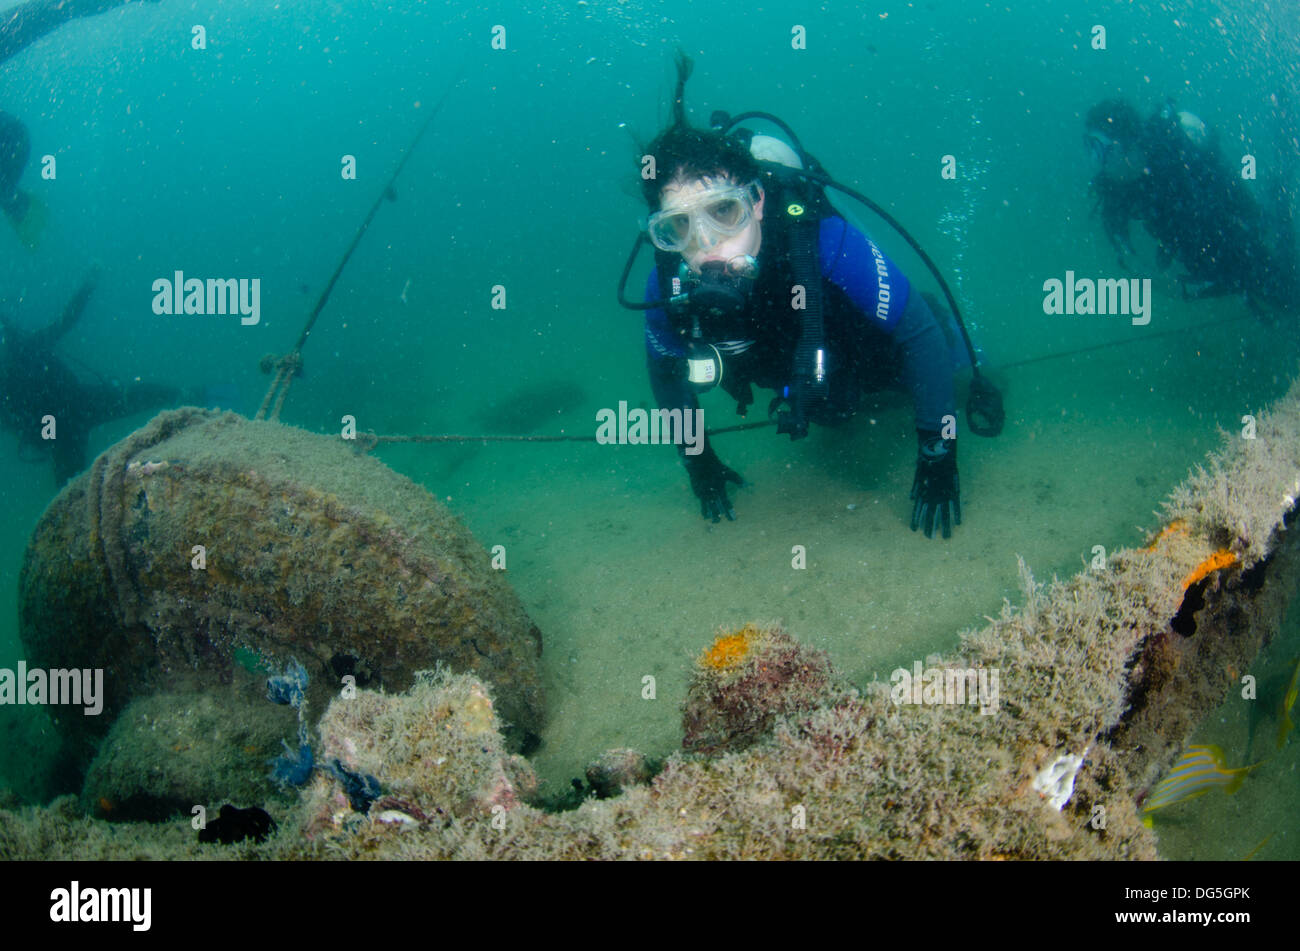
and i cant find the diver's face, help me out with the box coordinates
[1087,132,1145,184]
[1105,146,1146,184]
[658,175,764,273]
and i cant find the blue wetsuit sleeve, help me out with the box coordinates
[819,216,910,330]
[820,217,953,433]
[892,292,956,434]
[643,267,700,427]
[644,267,685,360]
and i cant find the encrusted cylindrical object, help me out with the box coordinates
[19,409,545,759]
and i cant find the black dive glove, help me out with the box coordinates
[684,444,743,523]
[910,430,960,539]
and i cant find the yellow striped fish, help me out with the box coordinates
[1278,657,1299,750]
[1141,745,1262,826]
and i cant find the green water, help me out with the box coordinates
[0,0,1297,858]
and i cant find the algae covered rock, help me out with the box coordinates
[80,685,297,821]
[306,669,537,835]
[584,748,655,798]
[681,621,844,753]
[19,409,546,763]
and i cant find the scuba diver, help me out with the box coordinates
[1,0,160,247]
[1084,97,1298,318]
[0,265,180,484]
[617,53,1003,539]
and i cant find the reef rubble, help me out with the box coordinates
[2,370,1298,860]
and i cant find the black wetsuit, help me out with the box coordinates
[0,108,27,219]
[0,275,178,484]
[1092,110,1297,313]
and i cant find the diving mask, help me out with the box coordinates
[1084,130,1117,166]
[647,182,760,253]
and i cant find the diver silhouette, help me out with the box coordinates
[0,266,179,484]
[1085,97,1299,320]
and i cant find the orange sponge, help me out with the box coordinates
[1182,550,1237,590]
[1142,519,1187,553]
[700,623,759,670]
